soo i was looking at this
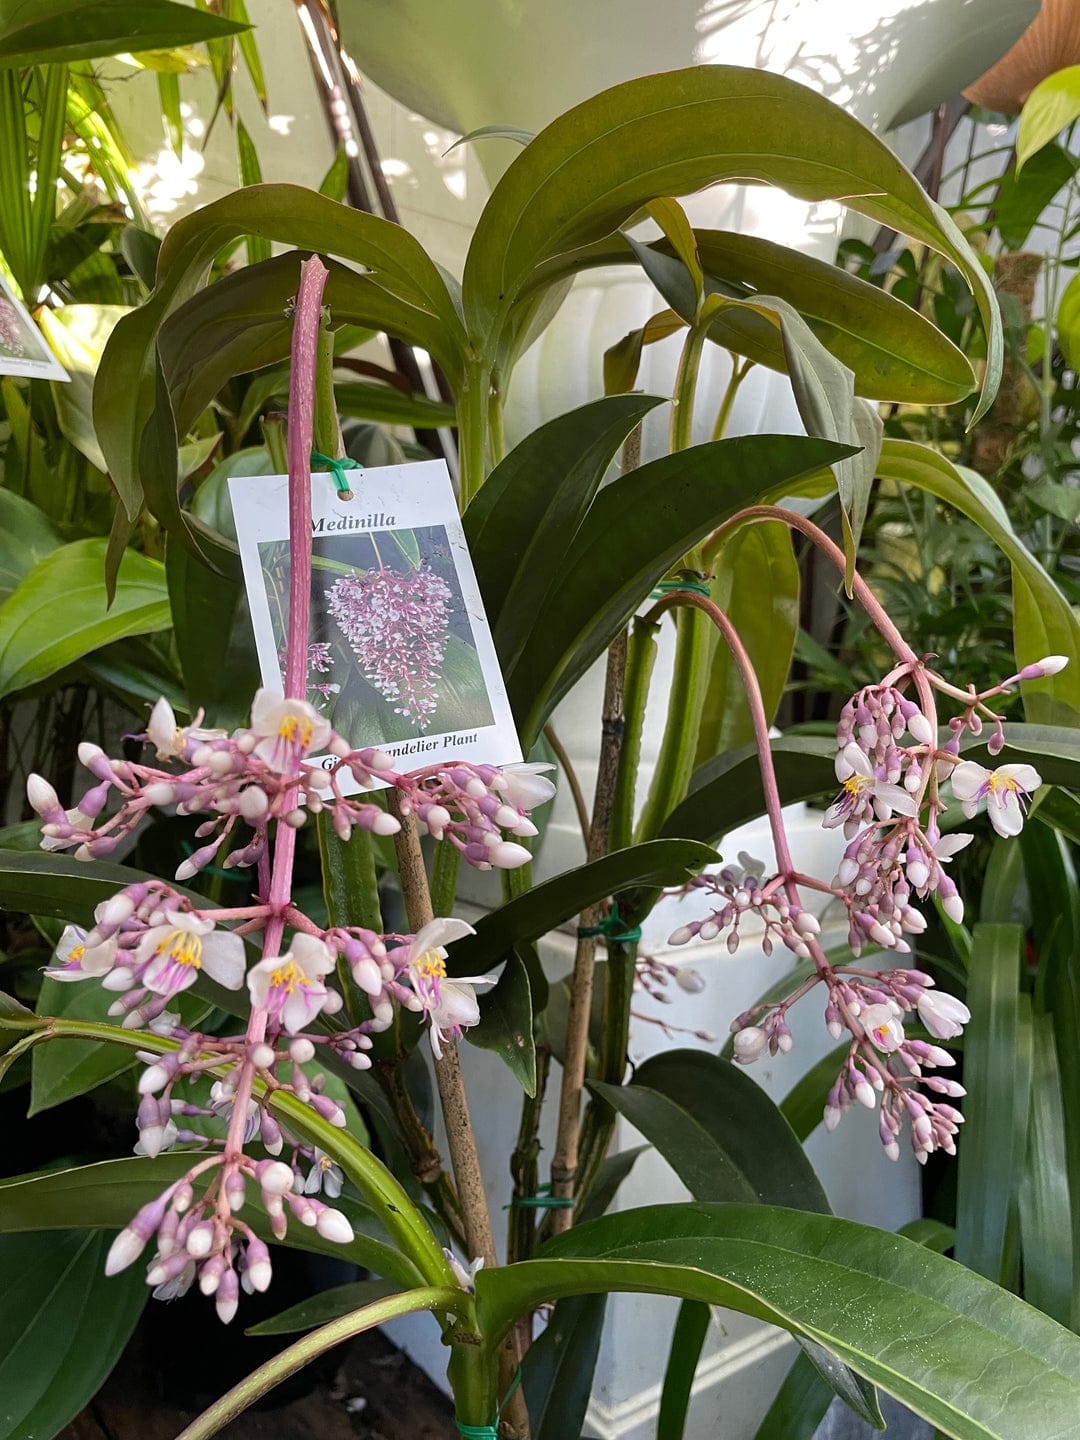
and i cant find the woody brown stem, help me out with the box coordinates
[548,628,628,1234]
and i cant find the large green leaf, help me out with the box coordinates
[592,1048,828,1212]
[0,0,248,66]
[0,1229,145,1440]
[0,490,61,604]
[527,228,975,405]
[463,393,666,659]
[508,434,855,745]
[877,440,1080,725]
[462,66,1000,419]
[0,1154,422,1288]
[476,1203,1080,1440]
[445,840,718,978]
[246,1279,401,1336]
[0,537,171,698]
[955,924,1025,1284]
[37,303,131,472]
[95,185,465,519]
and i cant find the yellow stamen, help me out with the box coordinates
[414,949,447,981]
[277,715,314,748]
[987,772,1021,797]
[156,930,202,969]
[269,959,310,993]
[70,944,86,962]
[843,775,871,797]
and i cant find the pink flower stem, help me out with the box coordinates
[223,256,329,1166]
[644,590,797,879]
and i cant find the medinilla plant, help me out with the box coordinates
[4,56,1080,1440]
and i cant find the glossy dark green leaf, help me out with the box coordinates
[955,924,1024,1283]
[0,0,248,66]
[521,1292,607,1440]
[246,1279,400,1336]
[0,1229,145,1440]
[95,185,466,518]
[877,440,1080,726]
[477,1202,1080,1440]
[0,538,171,699]
[462,66,1000,418]
[510,434,855,745]
[0,1156,420,1287]
[657,1298,710,1440]
[469,950,536,1093]
[165,532,260,730]
[445,841,718,978]
[464,393,666,661]
[694,519,799,765]
[578,1144,647,1224]
[603,1048,829,1212]
[530,228,975,405]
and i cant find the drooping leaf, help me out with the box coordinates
[463,66,1000,418]
[0,538,171,699]
[445,841,718,978]
[1019,1013,1073,1327]
[0,1229,146,1440]
[0,0,249,66]
[38,303,132,472]
[476,1202,1080,1440]
[996,144,1077,250]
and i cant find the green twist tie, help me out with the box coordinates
[650,577,712,599]
[455,1366,522,1439]
[578,901,642,946]
[506,1183,574,1211]
[311,449,362,498]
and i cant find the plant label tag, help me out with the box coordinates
[229,460,523,790]
[0,273,69,381]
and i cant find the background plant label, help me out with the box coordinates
[0,272,69,381]
[229,460,523,789]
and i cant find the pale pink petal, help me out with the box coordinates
[949,762,990,802]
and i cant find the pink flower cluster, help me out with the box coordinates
[326,564,452,730]
[26,691,548,881]
[666,653,1067,1166]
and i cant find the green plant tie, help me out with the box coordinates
[454,1366,523,1438]
[507,1182,574,1210]
[578,902,642,945]
[649,577,712,599]
[310,449,362,498]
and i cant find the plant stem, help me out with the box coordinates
[508,1044,551,1267]
[609,616,660,850]
[543,722,590,851]
[549,627,627,1233]
[712,354,753,440]
[387,791,498,1268]
[431,836,462,916]
[459,356,490,509]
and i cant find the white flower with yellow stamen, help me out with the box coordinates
[824,744,917,833]
[135,911,245,997]
[949,761,1041,838]
[248,689,331,772]
[146,697,226,761]
[395,918,495,1059]
[858,1002,905,1053]
[246,933,337,1034]
[44,924,118,982]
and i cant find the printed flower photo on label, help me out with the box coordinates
[258,524,495,748]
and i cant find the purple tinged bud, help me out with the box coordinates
[315,1207,354,1245]
[216,1267,240,1324]
[987,727,1005,756]
[105,1227,147,1276]
[1018,655,1068,679]
[244,1238,273,1292]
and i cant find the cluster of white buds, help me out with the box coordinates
[26,692,553,882]
[667,853,822,961]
